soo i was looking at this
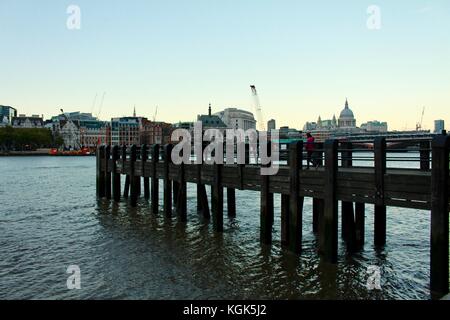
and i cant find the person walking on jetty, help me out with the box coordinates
[305,132,318,169]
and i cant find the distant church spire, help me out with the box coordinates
[133,105,136,117]
[345,98,349,109]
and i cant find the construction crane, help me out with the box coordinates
[153,106,158,122]
[250,85,265,131]
[416,106,425,131]
[96,92,106,119]
[90,92,98,114]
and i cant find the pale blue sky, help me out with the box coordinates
[1,0,449,130]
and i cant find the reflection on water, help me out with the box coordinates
[0,156,433,299]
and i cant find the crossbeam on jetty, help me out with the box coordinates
[96,137,450,299]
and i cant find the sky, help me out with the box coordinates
[0,0,449,131]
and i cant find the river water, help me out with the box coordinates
[0,156,437,299]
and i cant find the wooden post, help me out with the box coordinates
[316,142,324,167]
[341,142,356,250]
[420,140,430,171]
[151,144,160,214]
[430,135,449,297]
[96,145,105,198]
[104,145,112,199]
[141,144,150,200]
[173,180,180,208]
[225,142,236,218]
[129,144,138,207]
[321,139,338,263]
[227,188,236,218]
[281,194,290,246]
[124,175,130,198]
[260,142,274,245]
[355,202,365,249]
[312,140,324,235]
[122,145,130,198]
[196,154,203,213]
[341,142,352,239]
[198,184,210,219]
[112,145,121,202]
[245,143,250,165]
[212,163,223,231]
[163,144,173,218]
[197,142,210,218]
[374,137,387,247]
[136,149,141,197]
[177,162,187,221]
[288,141,304,253]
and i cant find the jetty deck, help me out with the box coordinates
[96,136,450,299]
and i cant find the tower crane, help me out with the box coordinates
[250,85,265,131]
[96,92,106,119]
[416,106,425,131]
[153,106,158,122]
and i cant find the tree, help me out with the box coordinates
[0,127,54,151]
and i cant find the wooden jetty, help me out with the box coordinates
[96,136,450,299]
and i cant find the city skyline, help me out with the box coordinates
[1,0,449,131]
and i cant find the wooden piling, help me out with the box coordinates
[321,139,338,263]
[420,140,430,171]
[374,137,387,247]
[96,145,105,198]
[341,142,356,250]
[141,144,150,200]
[196,142,210,218]
[129,145,138,207]
[112,145,121,202]
[281,194,290,246]
[212,163,223,232]
[136,148,141,197]
[260,142,274,245]
[163,144,173,218]
[177,162,187,221]
[430,135,449,297]
[312,198,322,233]
[288,141,304,253]
[104,145,112,199]
[355,202,365,248]
[258,140,274,244]
[151,144,160,214]
[173,180,180,208]
[227,188,236,218]
[341,142,353,239]
[123,176,130,198]
[122,145,130,198]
